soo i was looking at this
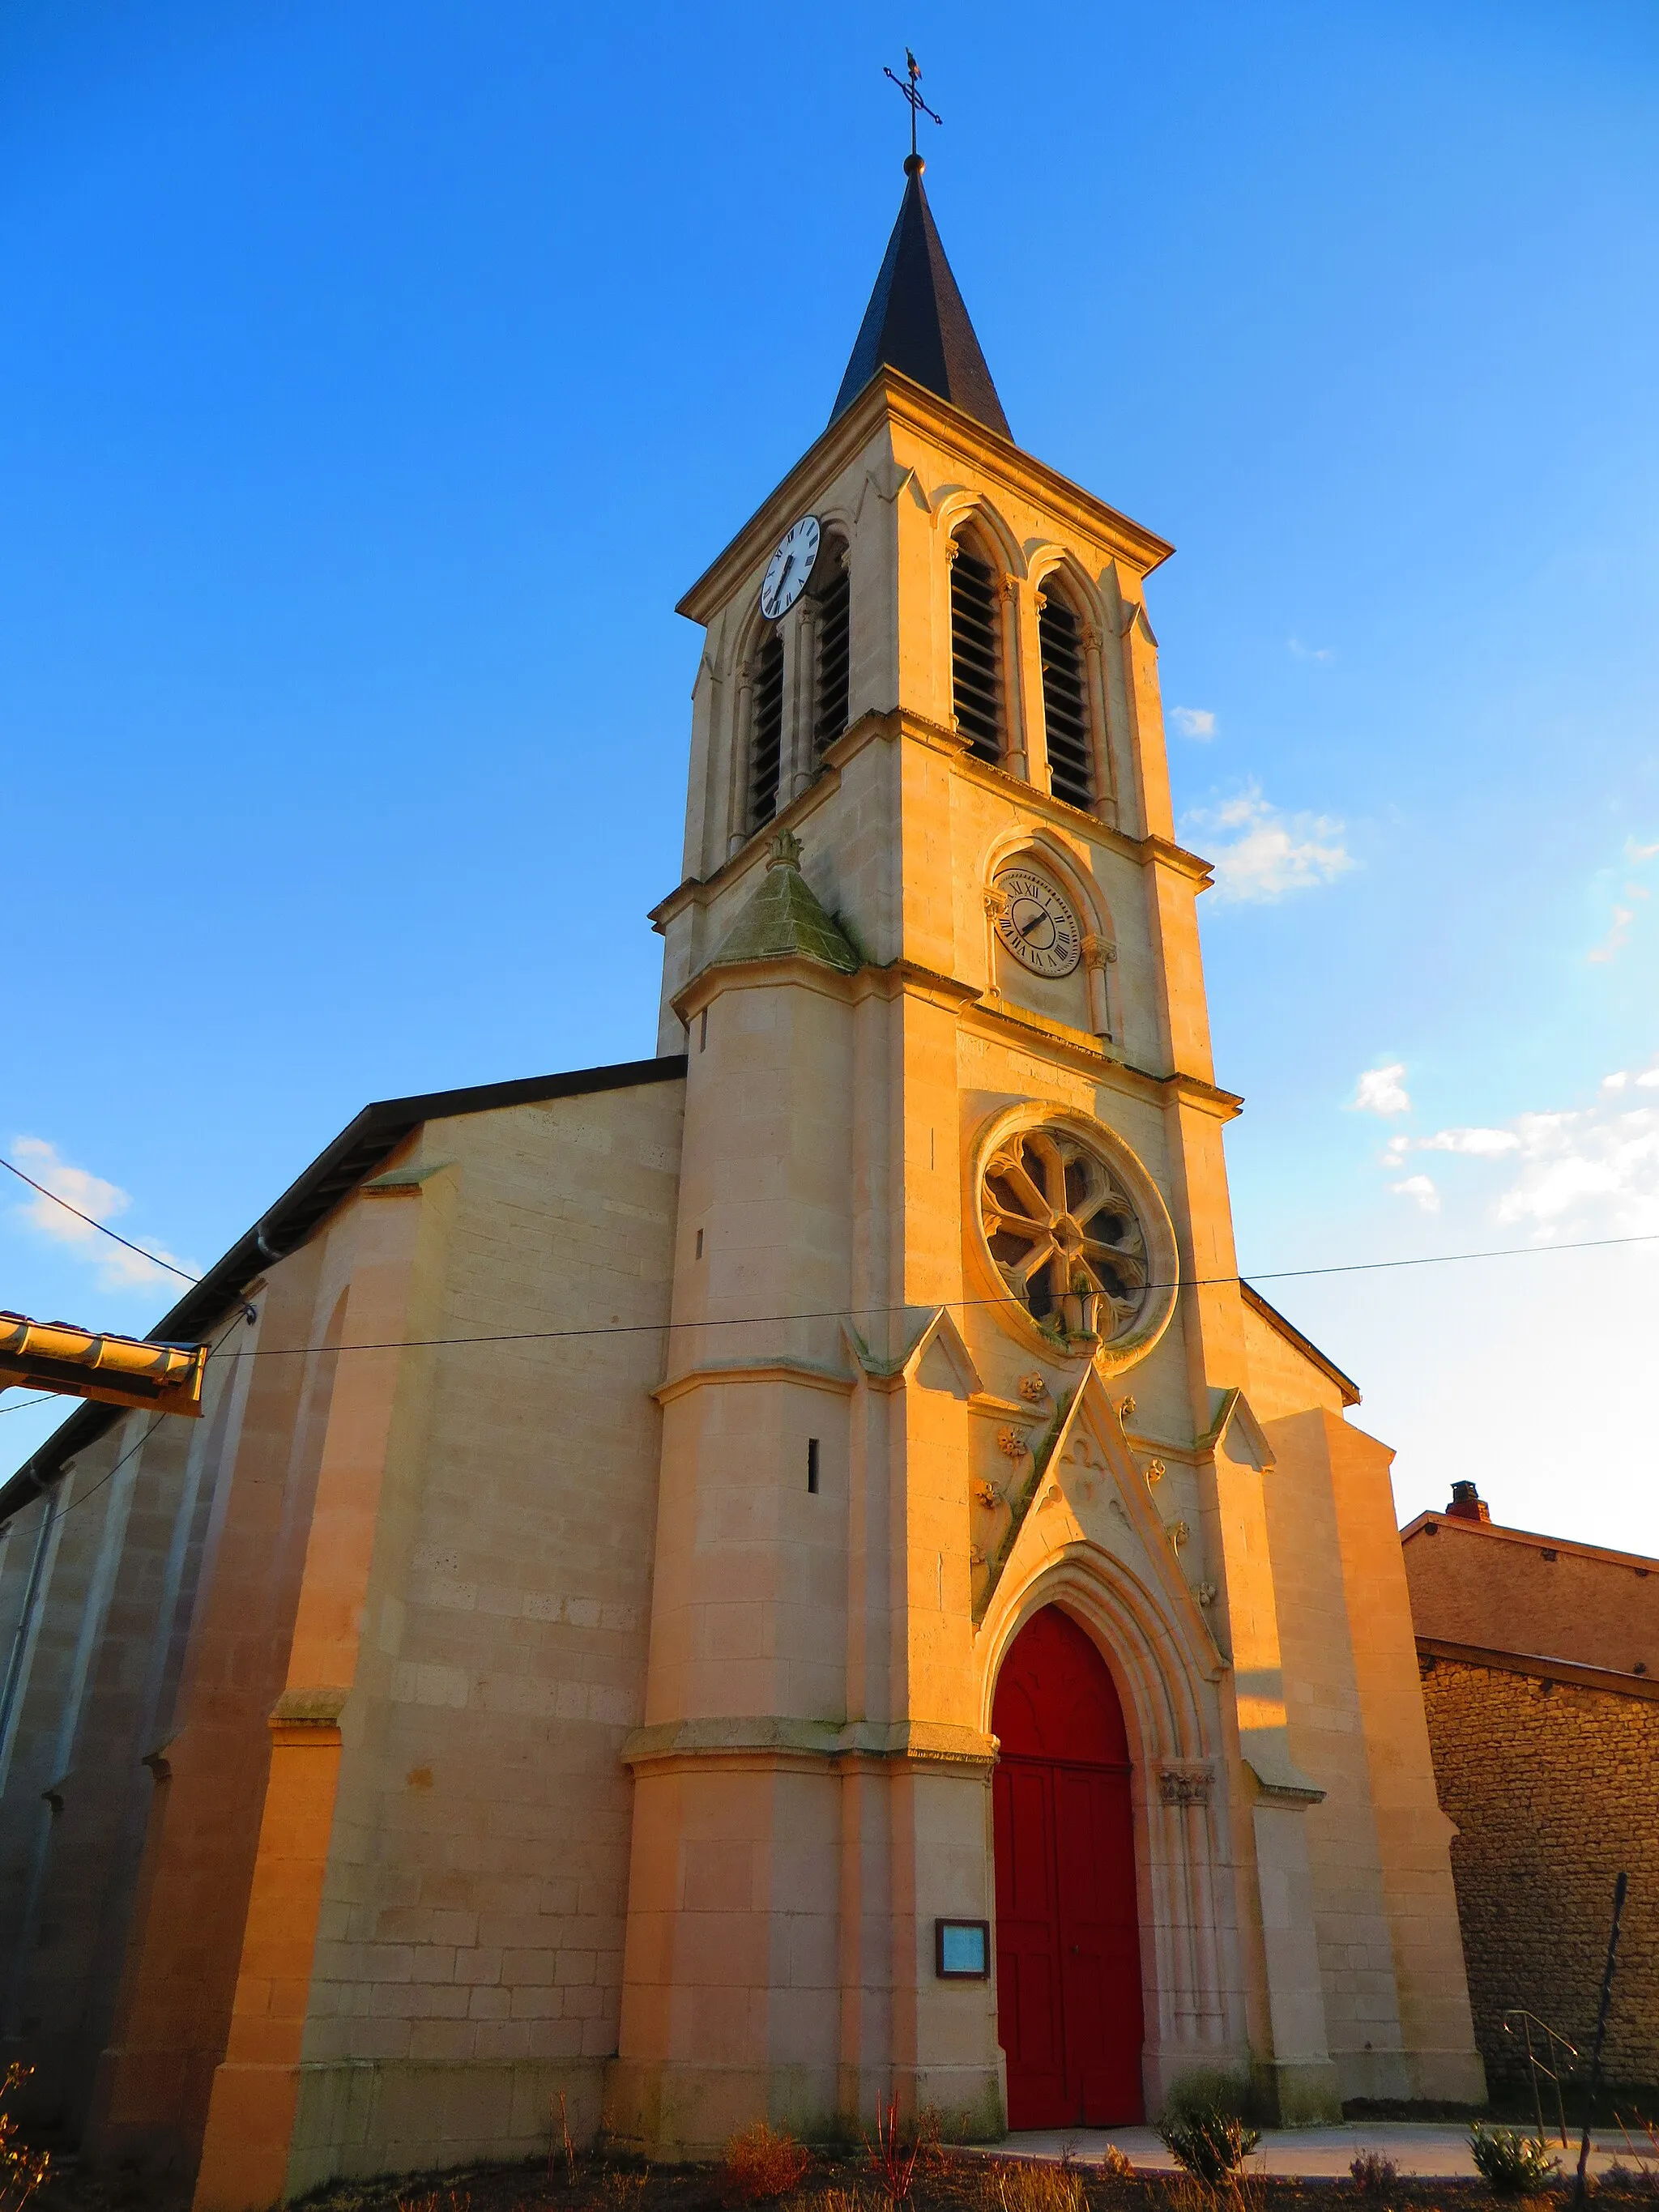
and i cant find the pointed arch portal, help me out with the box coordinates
[992,1605,1145,2128]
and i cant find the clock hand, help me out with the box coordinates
[1019,907,1048,938]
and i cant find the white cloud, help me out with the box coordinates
[1351,1062,1411,1116]
[1171,707,1217,740]
[1184,782,1355,905]
[1288,637,1334,663]
[1418,1126,1522,1157]
[1378,1066,1659,1240]
[1392,1174,1441,1213]
[1588,904,1636,965]
[8,1136,191,1294]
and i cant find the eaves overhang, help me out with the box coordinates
[676,367,1174,629]
[0,1054,687,1527]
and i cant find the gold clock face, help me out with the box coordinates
[993,868,1081,978]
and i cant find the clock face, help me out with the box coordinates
[759,514,821,621]
[993,868,1082,978]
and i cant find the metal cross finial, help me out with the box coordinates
[883,49,941,171]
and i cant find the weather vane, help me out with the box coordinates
[884,49,941,169]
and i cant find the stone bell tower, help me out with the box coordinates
[608,151,1482,2154]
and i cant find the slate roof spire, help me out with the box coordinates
[829,156,1012,441]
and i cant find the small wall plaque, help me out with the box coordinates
[935,1918,990,1980]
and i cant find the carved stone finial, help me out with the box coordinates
[1195,1582,1218,1608]
[996,1429,1029,1461]
[1117,1396,1136,1423]
[767,829,804,872]
[1165,1517,1191,1551]
[1145,1458,1166,1485]
[1017,1372,1047,1404]
[975,1480,1003,1510]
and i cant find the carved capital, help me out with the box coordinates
[1158,1763,1213,1808]
[983,885,1009,922]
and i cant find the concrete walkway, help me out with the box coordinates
[982,2123,1639,2180]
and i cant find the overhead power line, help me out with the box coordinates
[194,1226,1659,1364]
[1,1157,200,1288]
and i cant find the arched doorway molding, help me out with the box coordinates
[980,1546,1240,2088]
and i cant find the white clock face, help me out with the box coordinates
[759,514,821,621]
[993,868,1082,978]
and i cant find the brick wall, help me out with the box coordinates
[1418,1652,1659,2091]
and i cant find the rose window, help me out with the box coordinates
[981,1127,1149,1338]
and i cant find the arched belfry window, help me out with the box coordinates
[1038,586,1093,811]
[812,539,851,762]
[950,537,1004,765]
[747,629,785,831]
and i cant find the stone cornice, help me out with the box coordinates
[621,1713,998,1772]
[650,706,1215,934]
[1418,1636,1659,1703]
[676,369,1172,628]
[654,1357,855,1406]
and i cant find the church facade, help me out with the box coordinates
[0,161,1482,2206]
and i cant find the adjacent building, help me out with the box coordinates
[1405,1483,1658,2095]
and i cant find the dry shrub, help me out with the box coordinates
[0,2070,48,2212]
[1098,2146,1137,2184]
[602,2172,650,2212]
[987,2160,1086,2212]
[1350,2152,1399,2197]
[786,2193,868,2212]
[721,2123,813,2207]
[866,2101,922,2207]
[395,2193,469,2212]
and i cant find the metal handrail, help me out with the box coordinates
[1502,2009,1580,2146]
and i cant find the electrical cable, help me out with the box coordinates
[0,1399,55,1417]
[1,1157,200,1288]
[196,1226,1659,1363]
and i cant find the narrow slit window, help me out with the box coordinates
[813,560,851,760]
[695,1228,704,1259]
[807,1438,820,1494]
[950,547,1003,764]
[1039,592,1093,810]
[748,631,785,829]
[698,1007,708,1051]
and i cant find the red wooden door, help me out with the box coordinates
[992,1607,1144,2129]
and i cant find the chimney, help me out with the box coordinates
[1446,1481,1491,1524]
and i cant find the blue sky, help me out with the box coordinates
[4,2,1657,1553]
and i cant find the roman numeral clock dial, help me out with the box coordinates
[760,514,821,620]
[993,868,1081,978]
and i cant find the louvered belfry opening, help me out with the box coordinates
[748,631,785,829]
[950,544,1003,764]
[1039,590,1094,810]
[813,552,851,761]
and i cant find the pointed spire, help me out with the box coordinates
[830,158,1011,441]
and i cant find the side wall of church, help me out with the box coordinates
[0,1234,334,2158]
[1245,1307,1484,2104]
[254,1079,684,2199]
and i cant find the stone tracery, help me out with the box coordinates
[981,1124,1149,1337]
